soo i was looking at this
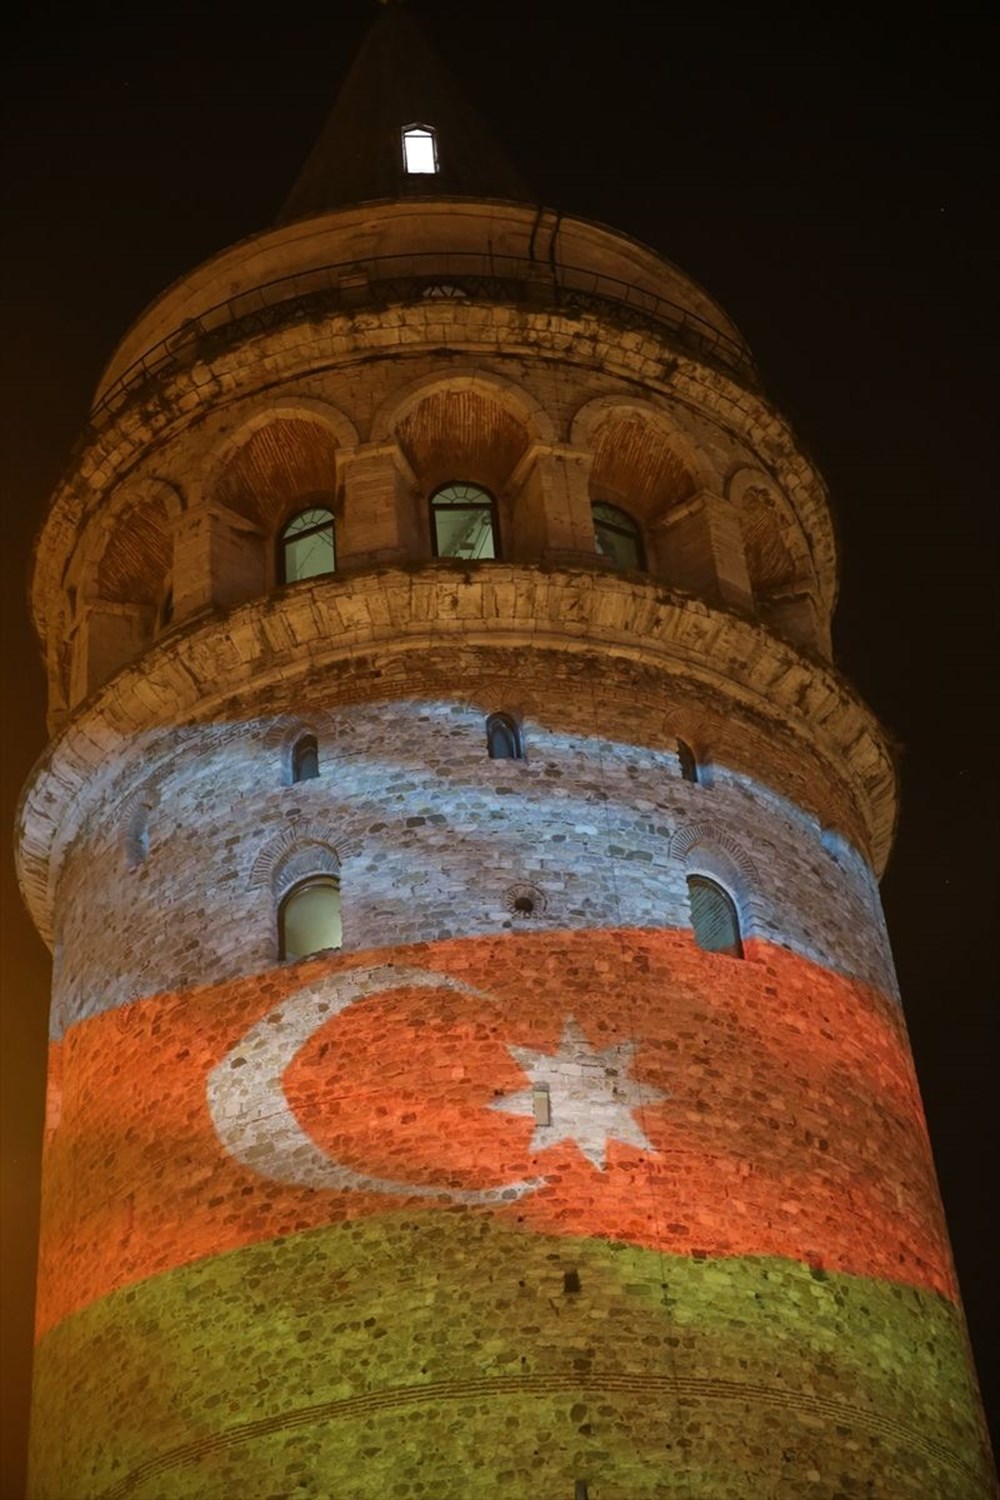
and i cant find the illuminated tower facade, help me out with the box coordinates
[18,10,994,1497]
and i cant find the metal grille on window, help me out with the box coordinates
[687,875,743,958]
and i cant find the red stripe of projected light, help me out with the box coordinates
[35,929,954,1339]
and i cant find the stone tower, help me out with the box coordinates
[17,8,994,1498]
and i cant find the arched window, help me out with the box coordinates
[402,124,439,174]
[279,876,342,961]
[687,875,743,959]
[486,712,522,760]
[280,506,335,584]
[592,501,644,571]
[292,734,319,783]
[430,483,498,560]
[677,739,698,784]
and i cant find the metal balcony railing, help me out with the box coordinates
[88,249,759,434]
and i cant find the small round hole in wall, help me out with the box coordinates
[503,882,547,918]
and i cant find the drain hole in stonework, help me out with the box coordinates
[563,1269,582,1295]
[575,1482,590,1500]
[513,895,535,914]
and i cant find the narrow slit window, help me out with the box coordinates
[687,875,743,959]
[402,125,438,174]
[279,876,342,961]
[159,585,174,630]
[677,739,698,784]
[486,712,522,760]
[431,482,498,560]
[292,734,319,783]
[280,506,335,583]
[592,501,644,571]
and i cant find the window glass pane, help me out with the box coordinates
[431,484,497,560]
[282,509,335,583]
[677,740,698,784]
[434,507,496,559]
[403,128,437,173]
[592,501,643,571]
[487,714,521,759]
[688,875,742,958]
[293,736,319,782]
[282,880,342,960]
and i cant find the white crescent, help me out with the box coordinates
[206,962,544,1205]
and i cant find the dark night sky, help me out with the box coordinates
[2,2,996,1493]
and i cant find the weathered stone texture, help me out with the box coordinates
[18,189,995,1500]
[50,696,896,1035]
[29,933,992,1498]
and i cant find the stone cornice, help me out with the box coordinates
[16,565,896,946]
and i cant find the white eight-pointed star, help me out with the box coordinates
[490,1017,668,1170]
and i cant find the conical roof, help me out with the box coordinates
[277,4,533,223]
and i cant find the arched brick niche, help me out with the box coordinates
[571,397,754,611]
[69,480,182,705]
[198,411,347,608]
[380,374,550,563]
[728,467,828,655]
[669,821,763,942]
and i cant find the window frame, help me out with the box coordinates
[291,734,320,784]
[486,712,523,761]
[591,500,645,572]
[278,502,336,586]
[401,124,439,175]
[677,739,699,784]
[277,874,342,961]
[686,874,743,959]
[429,481,500,561]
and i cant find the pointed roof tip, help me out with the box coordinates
[276,4,534,226]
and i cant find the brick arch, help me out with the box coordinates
[249,823,358,899]
[259,714,336,780]
[89,479,183,607]
[670,822,758,882]
[461,683,529,718]
[204,402,356,531]
[569,398,722,589]
[727,465,828,652]
[727,466,816,594]
[370,370,556,450]
[669,822,760,935]
[569,396,718,492]
[120,784,159,870]
[259,715,318,754]
[205,398,358,487]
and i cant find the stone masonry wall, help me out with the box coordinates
[51,690,896,1036]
